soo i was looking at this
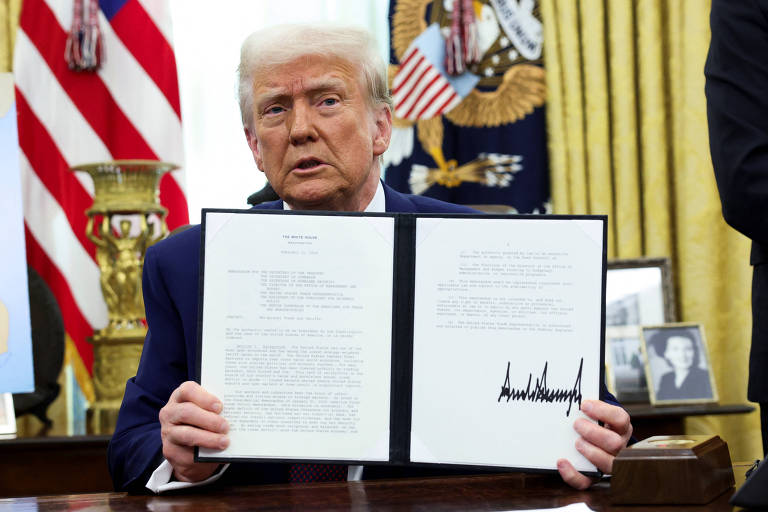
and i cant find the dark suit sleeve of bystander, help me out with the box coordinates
[706,0,768,250]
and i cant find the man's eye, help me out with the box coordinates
[266,106,285,115]
[321,98,339,106]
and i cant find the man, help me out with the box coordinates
[706,0,768,455]
[108,24,632,493]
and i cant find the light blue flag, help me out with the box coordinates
[0,75,35,394]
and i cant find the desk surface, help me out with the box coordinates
[1,465,752,511]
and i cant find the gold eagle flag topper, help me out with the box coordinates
[388,0,547,202]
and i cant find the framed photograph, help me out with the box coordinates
[605,258,677,402]
[605,326,649,401]
[641,323,718,405]
[0,392,16,436]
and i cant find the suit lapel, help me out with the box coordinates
[383,183,416,213]
[251,199,284,210]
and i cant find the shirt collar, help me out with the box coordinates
[282,181,385,213]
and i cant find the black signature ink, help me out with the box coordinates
[497,358,583,417]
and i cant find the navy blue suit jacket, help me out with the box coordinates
[108,184,619,492]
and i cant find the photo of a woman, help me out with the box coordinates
[643,325,717,404]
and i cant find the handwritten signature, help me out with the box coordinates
[497,358,583,417]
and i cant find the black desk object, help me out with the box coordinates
[624,403,754,440]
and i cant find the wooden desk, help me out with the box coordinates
[0,464,753,511]
[0,405,754,501]
[0,435,112,497]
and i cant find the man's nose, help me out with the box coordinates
[288,101,318,145]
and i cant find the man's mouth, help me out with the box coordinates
[294,158,324,170]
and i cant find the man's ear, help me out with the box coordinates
[244,126,264,171]
[372,106,392,158]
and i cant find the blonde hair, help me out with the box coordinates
[237,24,392,130]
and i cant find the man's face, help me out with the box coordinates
[245,55,391,211]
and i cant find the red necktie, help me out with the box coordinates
[288,463,347,482]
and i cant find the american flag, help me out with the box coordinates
[13,0,188,400]
[392,23,479,121]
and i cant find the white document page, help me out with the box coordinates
[410,217,603,472]
[199,212,394,461]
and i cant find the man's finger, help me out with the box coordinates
[165,401,229,433]
[173,381,223,413]
[557,458,593,490]
[580,400,631,435]
[575,437,614,474]
[164,424,230,451]
[573,418,626,455]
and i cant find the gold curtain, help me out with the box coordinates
[541,0,760,461]
[0,0,21,72]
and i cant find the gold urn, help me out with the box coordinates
[71,160,178,434]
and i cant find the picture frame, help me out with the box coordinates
[0,392,16,436]
[606,257,677,326]
[605,326,649,402]
[641,323,718,405]
[604,257,677,402]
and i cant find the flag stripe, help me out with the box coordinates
[135,0,174,49]
[40,0,73,34]
[391,46,418,92]
[14,30,109,190]
[392,54,426,96]
[393,64,434,114]
[433,91,460,119]
[395,62,436,114]
[443,93,462,112]
[20,0,158,161]
[16,91,97,262]
[160,173,189,230]
[399,46,418,68]
[415,83,452,119]
[399,69,442,119]
[413,86,453,121]
[25,226,96,371]
[410,79,451,120]
[416,87,456,120]
[21,153,108,329]
[109,0,181,118]
[393,57,431,105]
[96,8,185,164]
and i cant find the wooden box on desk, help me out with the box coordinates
[610,435,734,505]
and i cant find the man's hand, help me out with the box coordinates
[159,381,229,482]
[557,399,633,490]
